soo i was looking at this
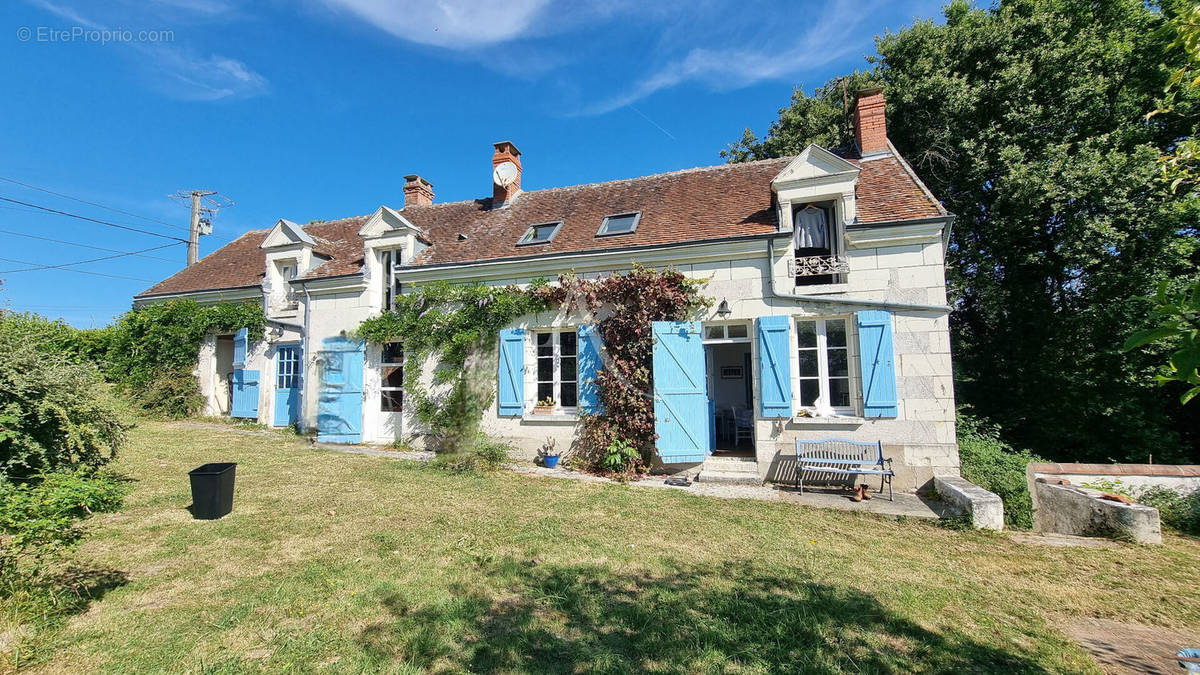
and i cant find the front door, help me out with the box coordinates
[273,345,302,427]
[652,321,710,463]
[317,336,364,443]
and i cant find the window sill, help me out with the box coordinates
[792,282,849,295]
[790,415,865,426]
[522,413,579,423]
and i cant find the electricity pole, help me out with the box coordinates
[187,190,216,266]
[171,189,231,267]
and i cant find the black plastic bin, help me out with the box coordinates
[188,462,236,519]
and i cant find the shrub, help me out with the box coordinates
[601,438,641,475]
[1137,486,1200,536]
[432,436,512,473]
[0,470,128,580]
[957,413,1045,530]
[0,314,130,478]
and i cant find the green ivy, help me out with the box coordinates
[357,280,550,452]
[105,299,266,417]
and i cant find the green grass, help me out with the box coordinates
[5,420,1200,673]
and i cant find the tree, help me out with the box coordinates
[1123,279,1200,405]
[728,0,1200,462]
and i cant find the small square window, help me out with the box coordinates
[518,221,563,246]
[597,212,641,236]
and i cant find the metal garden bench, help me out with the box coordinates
[795,438,894,501]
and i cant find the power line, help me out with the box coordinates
[0,228,180,263]
[0,196,190,243]
[0,254,159,281]
[0,175,190,233]
[0,243,180,274]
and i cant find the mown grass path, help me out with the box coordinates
[11,421,1200,673]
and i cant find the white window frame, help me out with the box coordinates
[795,317,855,415]
[380,341,403,413]
[379,249,400,310]
[533,329,578,412]
[701,322,751,344]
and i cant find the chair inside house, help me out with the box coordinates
[708,339,754,456]
[734,407,753,446]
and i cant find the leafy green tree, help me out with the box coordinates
[729,0,1200,463]
[1123,279,1200,404]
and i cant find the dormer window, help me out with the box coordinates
[517,221,562,246]
[380,249,399,310]
[597,211,640,236]
[793,201,847,286]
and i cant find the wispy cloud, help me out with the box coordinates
[316,0,556,49]
[25,0,268,101]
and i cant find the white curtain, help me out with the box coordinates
[793,205,829,250]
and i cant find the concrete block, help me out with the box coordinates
[1033,481,1162,544]
[877,244,925,268]
[897,265,944,290]
[934,475,1004,530]
[921,242,944,266]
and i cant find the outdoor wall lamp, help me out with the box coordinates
[716,299,731,317]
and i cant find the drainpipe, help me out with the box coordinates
[766,238,951,314]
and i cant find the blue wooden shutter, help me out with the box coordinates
[857,310,898,418]
[577,324,603,415]
[756,315,793,418]
[316,337,364,443]
[231,368,260,419]
[497,328,525,416]
[652,321,710,463]
[233,327,248,368]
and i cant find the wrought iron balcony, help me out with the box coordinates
[793,254,850,277]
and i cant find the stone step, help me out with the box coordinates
[699,470,762,486]
[702,456,758,473]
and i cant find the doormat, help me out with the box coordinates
[664,477,692,487]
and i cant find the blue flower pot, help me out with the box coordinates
[544,455,560,468]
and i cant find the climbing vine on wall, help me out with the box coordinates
[542,265,709,475]
[106,300,266,418]
[356,280,550,452]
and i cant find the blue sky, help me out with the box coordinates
[0,0,945,327]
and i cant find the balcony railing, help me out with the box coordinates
[793,254,849,278]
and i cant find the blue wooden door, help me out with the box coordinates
[652,321,711,463]
[273,345,302,427]
[317,336,364,443]
[231,368,259,419]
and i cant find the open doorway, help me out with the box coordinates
[703,323,754,457]
[215,334,234,415]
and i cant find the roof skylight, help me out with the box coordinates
[597,211,641,236]
[517,221,562,246]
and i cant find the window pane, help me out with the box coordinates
[705,325,724,340]
[560,382,578,408]
[381,390,403,413]
[537,332,552,356]
[382,365,404,388]
[727,324,748,339]
[826,319,847,347]
[382,342,403,363]
[797,350,819,377]
[797,321,817,348]
[827,348,848,377]
[560,330,577,356]
[560,356,576,383]
[601,213,638,234]
[537,357,553,382]
[829,378,851,408]
[537,382,554,402]
[800,379,820,407]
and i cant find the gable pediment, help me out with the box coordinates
[771,144,860,187]
[359,206,421,239]
[260,219,315,250]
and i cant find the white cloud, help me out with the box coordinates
[316,0,555,48]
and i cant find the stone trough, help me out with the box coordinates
[1032,480,1162,545]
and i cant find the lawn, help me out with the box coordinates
[6,420,1200,673]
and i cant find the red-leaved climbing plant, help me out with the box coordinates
[533,265,708,475]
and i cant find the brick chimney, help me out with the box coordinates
[491,141,522,206]
[403,174,434,207]
[853,87,888,156]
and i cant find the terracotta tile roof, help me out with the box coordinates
[137,149,944,297]
[136,216,367,298]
